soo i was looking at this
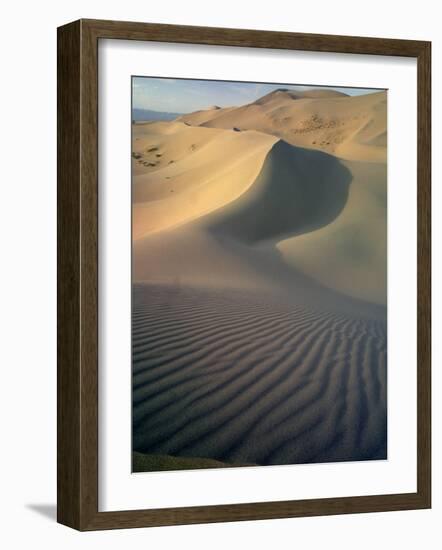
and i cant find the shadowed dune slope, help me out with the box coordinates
[201,140,351,243]
[132,284,387,467]
[278,160,387,304]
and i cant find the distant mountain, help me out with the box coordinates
[132,108,182,122]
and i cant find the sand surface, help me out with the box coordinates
[132,87,387,469]
[133,284,387,465]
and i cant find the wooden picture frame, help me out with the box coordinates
[57,18,431,530]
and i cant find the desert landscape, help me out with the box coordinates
[131,80,387,472]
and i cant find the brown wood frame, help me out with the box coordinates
[57,18,431,531]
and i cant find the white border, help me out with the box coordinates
[98,39,417,512]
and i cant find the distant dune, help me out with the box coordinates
[178,88,387,162]
[132,87,387,471]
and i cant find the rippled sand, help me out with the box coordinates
[132,284,387,468]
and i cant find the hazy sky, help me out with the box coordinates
[132,76,383,114]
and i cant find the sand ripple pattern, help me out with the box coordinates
[132,283,387,466]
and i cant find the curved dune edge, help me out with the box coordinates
[132,137,353,300]
[198,140,351,244]
[132,122,277,239]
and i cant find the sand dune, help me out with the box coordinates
[133,121,386,305]
[132,284,387,465]
[132,122,276,237]
[179,88,387,162]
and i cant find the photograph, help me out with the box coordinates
[131,76,388,473]
[0,0,434,538]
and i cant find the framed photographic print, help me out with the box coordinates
[57,19,431,530]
